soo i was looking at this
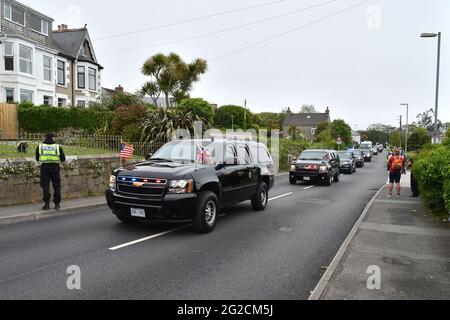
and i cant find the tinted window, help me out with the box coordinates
[237,145,251,165]
[338,152,353,159]
[300,151,327,160]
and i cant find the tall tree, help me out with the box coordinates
[141,53,207,108]
[300,105,317,113]
[330,119,352,145]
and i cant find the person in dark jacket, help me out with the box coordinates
[36,133,66,210]
[407,158,419,198]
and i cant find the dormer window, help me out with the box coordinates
[4,3,25,26]
[30,14,49,36]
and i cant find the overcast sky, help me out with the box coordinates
[30,0,449,130]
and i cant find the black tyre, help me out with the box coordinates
[324,174,333,186]
[251,182,268,211]
[289,177,297,185]
[193,191,218,234]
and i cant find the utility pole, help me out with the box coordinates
[399,115,403,149]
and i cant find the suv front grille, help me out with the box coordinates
[117,177,167,197]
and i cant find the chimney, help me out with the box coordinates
[326,107,330,115]
[115,85,124,93]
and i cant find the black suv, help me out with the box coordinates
[337,151,357,174]
[106,139,275,233]
[289,149,340,186]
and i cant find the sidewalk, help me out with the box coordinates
[311,172,450,300]
[0,196,106,225]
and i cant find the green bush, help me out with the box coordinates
[19,106,114,133]
[414,144,450,216]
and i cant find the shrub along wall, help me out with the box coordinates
[413,144,450,217]
[0,155,120,206]
[18,106,114,133]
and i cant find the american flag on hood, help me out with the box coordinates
[120,143,134,160]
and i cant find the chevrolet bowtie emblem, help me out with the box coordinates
[133,182,145,187]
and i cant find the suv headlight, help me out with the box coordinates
[109,175,117,191]
[169,179,194,194]
[319,166,329,173]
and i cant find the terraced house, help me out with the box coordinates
[0,0,103,107]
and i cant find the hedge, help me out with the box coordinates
[413,144,450,217]
[18,106,114,133]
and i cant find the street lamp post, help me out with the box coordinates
[401,103,409,156]
[421,32,441,143]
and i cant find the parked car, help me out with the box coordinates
[106,139,275,233]
[338,151,356,174]
[289,149,340,186]
[353,149,365,168]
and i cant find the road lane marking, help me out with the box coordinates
[268,192,293,202]
[109,225,190,251]
[110,194,293,251]
[304,186,315,190]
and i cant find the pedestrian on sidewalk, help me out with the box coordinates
[36,133,66,210]
[387,149,405,198]
[407,157,419,198]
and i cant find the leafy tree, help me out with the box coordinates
[416,108,443,135]
[315,122,330,137]
[390,130,405,148]
[408,126,431,151]
[215,105,253,130]
[90,92,141,111]
[287,125,304,140]
[112,104,150,131]
[300,105,317,113]
[330,119,352,146]
[178,98,215,128]
[141,53,208,108]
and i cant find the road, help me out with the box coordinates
[0,153,389,300]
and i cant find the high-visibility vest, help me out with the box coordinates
[39,144,61,163]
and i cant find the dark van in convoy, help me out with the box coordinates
[106,139,275,233]
[289,149,341,186]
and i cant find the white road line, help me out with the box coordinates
[109,225,190,251]
[304,186,315,190]
[268,192,293,202]
[110,193,293,251]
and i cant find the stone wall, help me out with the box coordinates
[0,155,120,206]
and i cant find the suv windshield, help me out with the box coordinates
[152,141,217,165]
[338,152,353,160]
[299,151,328,161]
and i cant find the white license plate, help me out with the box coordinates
[131,208,146,218]
[303,177,311,181]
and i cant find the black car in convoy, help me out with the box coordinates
[289,149,340,186]
[106,139,275,233]
[338,151,356,174]
[353,149,365,168]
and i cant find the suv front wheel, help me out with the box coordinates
[252,182,268,211]
[193,191,219,234]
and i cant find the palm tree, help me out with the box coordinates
[141,53,207,108]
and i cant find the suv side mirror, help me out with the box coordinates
[145,153,153,161]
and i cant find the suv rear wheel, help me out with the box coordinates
[252,182,268,211]
[193,191,218,234]
[324,173,333,186]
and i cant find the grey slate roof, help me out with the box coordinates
[283,113,330,127]
[51,29,87,58]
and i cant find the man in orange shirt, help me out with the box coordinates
[387,149,405,198]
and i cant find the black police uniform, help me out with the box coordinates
[35,137,66,207]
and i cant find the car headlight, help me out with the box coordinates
[290,165,296,171]
[109,175,117,191]
[319,166,328,173]
[169,179,194,194]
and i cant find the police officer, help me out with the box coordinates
[35,133,66,210]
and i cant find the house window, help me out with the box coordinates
[19,45,32,74]
[57,60,66,85]
[20,89,33,103]
[77,100,86,108]
[77,66,85,89]
[43,96,53,106]
[43,56,52,82]
[30,14,50,36]
[4,4,25,26]
[57,98,67,107]
[88,67,96,91]
[4,42,14,71]
[311,128,317,135]
[6,89,14,103]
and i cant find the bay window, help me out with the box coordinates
[19,45,32,74]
